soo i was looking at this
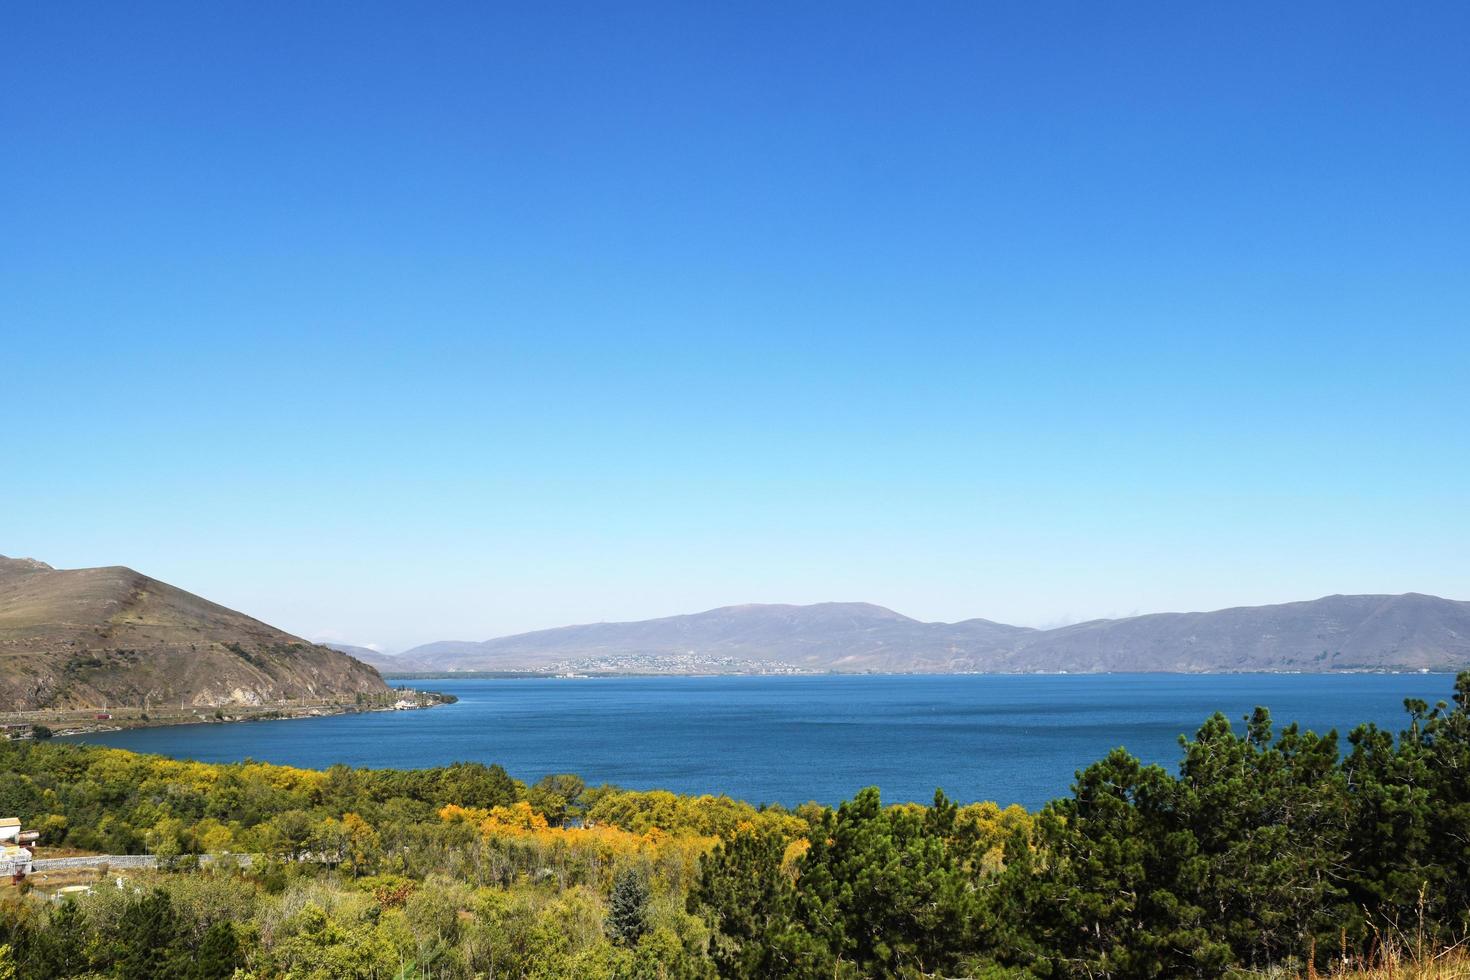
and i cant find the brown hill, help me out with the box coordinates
[0,556,388,710]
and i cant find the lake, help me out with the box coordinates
[64,673,1454,809]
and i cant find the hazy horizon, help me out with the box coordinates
[306,591,1470,658]
[6,3,1468,653]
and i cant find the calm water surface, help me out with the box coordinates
[65,674,1453,809]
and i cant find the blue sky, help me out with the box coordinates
[4,3,1467,652]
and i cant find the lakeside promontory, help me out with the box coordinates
[0,555,389,716]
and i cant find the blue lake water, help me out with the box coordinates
[64,673,1457,809]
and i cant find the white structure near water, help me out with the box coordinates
[1,817,36,879]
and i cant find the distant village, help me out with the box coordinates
[538,653,814,675]
[0,686,454,737]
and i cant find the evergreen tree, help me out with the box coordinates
[437,762,520,809]
[26,900,87,979]
[794,787,985,976]
[186,922,240,980]
[1175,709,1349,970]
[113,889,181,980]
[690,828,830,978]
[1013,748,1229,979]
[606,867,651,946]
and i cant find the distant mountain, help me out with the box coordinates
[398,602,1033,672]
[397,594,1470,674]
[325,644,406,673]
[0,556,389,710]
[1009,593,1470,673]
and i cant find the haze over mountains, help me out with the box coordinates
[322,643,398,672]
[5,553,1467,708]
[0,556,388,711]
[380,594,1470,675]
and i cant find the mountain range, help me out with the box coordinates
[6,552,1466,708]
[0,556,388,711]
[373,594,1470,674]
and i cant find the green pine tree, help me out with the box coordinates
[27,899,87,979]
[690,828,830,978]
[186,922,239,980]
[113,889,181,980]
[606,867,651,946]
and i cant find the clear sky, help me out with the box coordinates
[4,3,1468,653]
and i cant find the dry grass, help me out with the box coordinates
[1315,948,1470,979]
[1272,914,1470,980]
[30,845,102,859]
[0,866,106,899]
[1248,949,1470,979]
[17,867,106,895]
[1252,893,1470,980]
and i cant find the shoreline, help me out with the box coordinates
[378,667,1453,681]
[1,687,456,738]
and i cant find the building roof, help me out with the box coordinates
[0,818,21,827]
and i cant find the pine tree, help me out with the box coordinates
[606,867,651,946]
[113,889,181,980]
[187,922,240,980]
[689,828,829,978]
[794,787,983,976]
[27,899,87,978]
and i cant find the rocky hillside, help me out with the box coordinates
[0,556,389,710]
[393,594,1470,674]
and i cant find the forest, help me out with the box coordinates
[0,673,1468,979]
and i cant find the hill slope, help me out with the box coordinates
[0,556,389,710]
[397,594,1470,673]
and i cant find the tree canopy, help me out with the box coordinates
[3,673,1469,978]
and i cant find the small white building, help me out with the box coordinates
[0,844,32,879]
[0,818,35,879]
